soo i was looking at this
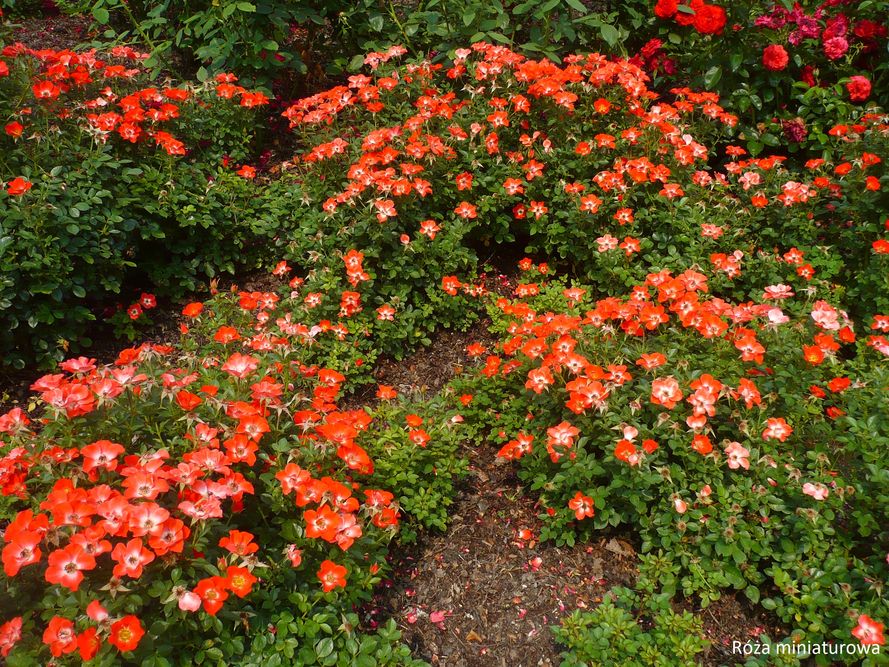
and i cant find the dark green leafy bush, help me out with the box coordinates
[554,587,710,666]
[63,0,631,87]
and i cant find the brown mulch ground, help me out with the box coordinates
[369,445,782,667]
[9,11,95,51]
[370,451,637,667]
[344,318,499,411]
[700,595,783,666]
[363,318,785,667]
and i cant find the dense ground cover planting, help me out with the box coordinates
[0,1,888,664]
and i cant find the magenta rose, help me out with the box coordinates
[823,36,849,60]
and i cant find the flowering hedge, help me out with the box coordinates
[0,265,466,664]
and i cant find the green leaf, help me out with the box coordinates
[761,132,781,147]
[314,637,334,659]
[744,585,761,604]
[92,6,110,24]
[369,14,385,32]
[236,1,256,10]
[600,23,619,47]
[564,0,586,10]
[703,65,722,88]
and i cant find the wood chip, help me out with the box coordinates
[604,538,635,558]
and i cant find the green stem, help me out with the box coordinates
[440,0,452,37]
[118,0,158,54]
[386,0,411,51]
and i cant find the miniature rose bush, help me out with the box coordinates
[0,44,284,366]
[555,586,710,666]
[278,45,887,366]
[447,260,887,655]
[0,264,469,665]
[278,45,739,356]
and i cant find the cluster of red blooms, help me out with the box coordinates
[284,42,747,258]
[441,250,885,526]
[629,38,677,76]
[0,44,267,169]
[480,262,808,464]
[0,268,411,659]
[654,0,728,35]
[343,249,370,286]
[754,3,884,99]
[124,292,157,321]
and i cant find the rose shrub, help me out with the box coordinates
[623,1,888,156]
[0,264,468,664]
[445,260,887,657]
[280,44,887,364]
[554,586,710,665]
[0,42,298,366]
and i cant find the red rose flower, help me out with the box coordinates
[6,177,32,196]
[823,36,849,60]
[693,4,727,34]
[108,616,144,653]
[654,0,678,19]
[4,121,22,138]
[762,44,789,71]
[846,75,871,102]
[854,19,887,40]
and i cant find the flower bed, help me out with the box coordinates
[0,267,466,664]
[0,30,886,665]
